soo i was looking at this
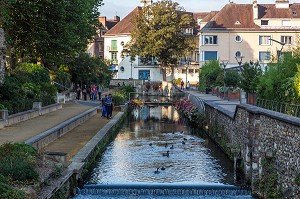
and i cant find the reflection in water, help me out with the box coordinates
[87,106,235,185]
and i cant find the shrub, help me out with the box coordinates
[0,183,26,199]
[0,143,38,182]
[112,91,127,106]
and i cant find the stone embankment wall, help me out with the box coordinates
[205,102,300,197]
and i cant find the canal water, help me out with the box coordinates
[73,105,252,198]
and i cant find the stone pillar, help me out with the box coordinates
[0,28,6,85]
[32,102,42,115]
[0,110,8,120]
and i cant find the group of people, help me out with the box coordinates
[75,84,103,101]
[101,93,113,119]
[180,80,190,90]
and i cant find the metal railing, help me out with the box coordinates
[257,98,300,117]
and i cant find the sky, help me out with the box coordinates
[99,0,284,19]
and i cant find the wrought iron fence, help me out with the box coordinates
[257,98,300,117]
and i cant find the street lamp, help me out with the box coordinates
[185,57,191,89]
[130,59,133,79]
[235,56,244,103]
[220,60,229,99]
[235,55,244,73]
[269,38,285,64]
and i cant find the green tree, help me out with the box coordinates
[69,53,111,87]
[240,62,262,93]
[257,51,299,103]
[224,70,240,88]
[294,65,300,98]
[127,0,195,80]
[199,60,222,91]
[1,0,103,70]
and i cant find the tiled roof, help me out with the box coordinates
[105,7,142,36]
[202,2,300,31]
[193,12,210,21]
[260,3,300,18]
[105,7,210,37]
[201,11,219,22]
[204,4,260,29]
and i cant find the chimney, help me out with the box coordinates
[275,0,290,9]
[114,16,120,22]
[140,0,153,7]
[253,1,258,19]
[99,16,107,28]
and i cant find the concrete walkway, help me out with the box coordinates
[187,90,240,114]
[0,101,97,145]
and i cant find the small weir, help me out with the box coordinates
[79,184,251,197]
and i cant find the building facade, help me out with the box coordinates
[199,0,300,69]
[87,16,120,59]
[103,1,203,84]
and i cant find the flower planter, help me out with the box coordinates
[228,90,240,101]
[212,87,218,95]
[247,93,257,105]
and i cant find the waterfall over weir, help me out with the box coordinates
[78,184,251,197]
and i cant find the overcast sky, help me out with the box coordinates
[99,0,286,19]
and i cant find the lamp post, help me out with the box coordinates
[185,57,191,89]
[269,38,285,64]
[130,59,133,79]
[235,56,244,103]
[221,60,229,99]
[235,56,244,73]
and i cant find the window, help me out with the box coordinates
[259,52,271,61]
[235,51,242,57]
[259,35,271,45]
[293,11,297,16]
[261,20,269,26]
[182,69,186,74]
[111,52,117,63]
[184,28,193,35]
[188,69,194,73]
[204,51,218,60]
[195,53,200,62]
[282,20,291,27]
[281,36,293,45]
[111,40,117,51]
[139,70,150,80]
[203,35,218,45]
[195,69,199,73]
[235,35,242,42]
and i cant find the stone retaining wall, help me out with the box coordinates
[25,107,98,150]
[39,105,129,199]
[205,102,300,197]
[0,103,62,129]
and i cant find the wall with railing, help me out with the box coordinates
[205,102,300,197]
[257,98,300,118]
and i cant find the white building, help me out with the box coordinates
[103,0,202,84]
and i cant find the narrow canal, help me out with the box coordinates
[74,105,252,198]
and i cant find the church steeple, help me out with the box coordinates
[140,0,153,7]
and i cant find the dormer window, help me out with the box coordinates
[235,21,241,25]
[261,20,268,26]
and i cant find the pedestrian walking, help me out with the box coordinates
[180,80,184,90]
[101,95,107,117]
[75,84,81,100]
[186,81,190,90]
[97,85,102,100]
[82,85,87,100]
[106,93,113,119]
